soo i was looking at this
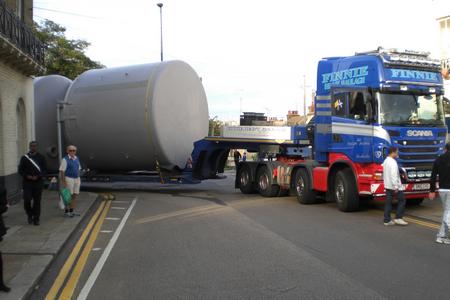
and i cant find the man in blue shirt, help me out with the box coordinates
[59,145,81,217]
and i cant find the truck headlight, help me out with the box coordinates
[374,172,383,181]
[408,171,417,178]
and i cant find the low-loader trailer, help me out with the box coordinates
[194,48,448,211]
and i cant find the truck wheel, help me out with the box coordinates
[334,168,359,212]
[256,166,279,197]
[407,198,424,206]
[238,164,255,194]
[294,168,317,204]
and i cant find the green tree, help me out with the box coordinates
[33,20,104,79]
[209,118,222,136]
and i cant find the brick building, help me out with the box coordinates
[0,0,45,200]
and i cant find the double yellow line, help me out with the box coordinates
[403,215,441,230]
[368,209,441,230]
[46,200,112,300]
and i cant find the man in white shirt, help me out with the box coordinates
[382,147,408,226]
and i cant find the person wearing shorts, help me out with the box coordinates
[59,145,81,217]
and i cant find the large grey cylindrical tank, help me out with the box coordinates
[34,75,73,172]
[63,60,209,172]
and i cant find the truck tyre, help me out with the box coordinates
[238,164,255,194]
[294,168,317,204]
[407,198,424,206]
[256,166,279,197]
[334,168,359,212]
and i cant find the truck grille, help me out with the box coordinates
[399,154,437,160]
[396,140,440,146]
[399,147,439,153]
[400,162,432,170]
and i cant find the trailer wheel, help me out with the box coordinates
[334,168,359,212]
[294,168,317,204]
[238,164,255,194]
[256,166,279,197]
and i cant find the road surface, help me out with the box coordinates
[31,173,450,300]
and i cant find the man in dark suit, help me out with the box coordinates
[18,141,47,225]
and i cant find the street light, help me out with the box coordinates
[300,75,311,124]
[157,3,163,61]
[303,75,306,120]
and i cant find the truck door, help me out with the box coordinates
[331,89,374,163]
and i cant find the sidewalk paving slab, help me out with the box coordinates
[0,190,97,300]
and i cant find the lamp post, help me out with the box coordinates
[300,75,311,124]
[157,3,163,61]
[303,75,307,120]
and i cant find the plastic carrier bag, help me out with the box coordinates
[60,188,72,205]
[58,196,65,210]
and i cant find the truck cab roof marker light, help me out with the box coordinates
[356,47,441,70]
[356,47,430,57]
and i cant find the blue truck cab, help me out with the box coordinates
[312,48,447,200]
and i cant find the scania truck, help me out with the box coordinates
[193,48,448,211]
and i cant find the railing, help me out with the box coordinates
[0,0,45,65]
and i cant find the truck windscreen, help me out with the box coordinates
[379,93,445,126]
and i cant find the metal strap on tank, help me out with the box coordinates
[144,63,165,172]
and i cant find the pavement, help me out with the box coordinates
[0,190,98,300]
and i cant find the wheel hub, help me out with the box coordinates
[296,176,305,197]
[259,174,269,190]
[240,171,249,186]
[335,178,345,203]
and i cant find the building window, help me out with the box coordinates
[16,98,27,161]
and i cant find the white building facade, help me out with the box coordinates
[0,0,44,201]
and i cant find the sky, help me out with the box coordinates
[33,0,449,121]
